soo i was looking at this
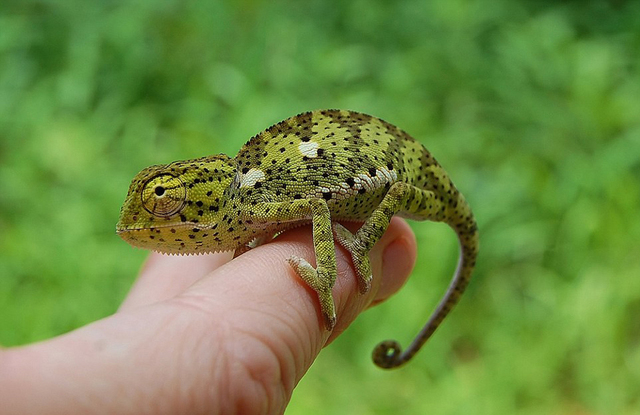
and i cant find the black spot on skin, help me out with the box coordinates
[301,136,310,142]
[368,167,377,176]
[180,215,187,222]
[254,182,262,188]
[346,177,355,187]
[196,201,203,207]
[242,167,249,174]
[192,228,200,232]
[322,192,332,200]
[358,188,366,194]
[294,194,302,199]
[209,205,219,212]
[317,148,325,157]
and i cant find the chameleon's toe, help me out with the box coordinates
[287,255,337,331]
[332,223,373,293]
[233,244,252,258]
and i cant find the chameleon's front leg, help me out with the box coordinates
[241,198,338,330]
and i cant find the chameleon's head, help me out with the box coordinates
[116,155,236,254]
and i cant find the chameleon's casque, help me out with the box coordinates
[117,109,479,369]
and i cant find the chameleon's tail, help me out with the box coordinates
[373,194,479,369]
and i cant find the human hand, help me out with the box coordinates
[0,218,416,415]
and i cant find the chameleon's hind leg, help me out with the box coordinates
[332,224,372,293]
[333,182,441,294]
[240,198,338,329]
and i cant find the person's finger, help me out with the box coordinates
[367,217,417,307]
[118,251,233,311]
[177,216,417,381]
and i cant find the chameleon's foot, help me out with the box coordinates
[234,235,272,258]
[372,339,404,369]
[233,245,252,258]
[287,255,337,330]
[332,223,373,293]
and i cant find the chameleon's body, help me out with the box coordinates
[117,109,478,368]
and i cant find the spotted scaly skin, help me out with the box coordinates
[117,109,479,369]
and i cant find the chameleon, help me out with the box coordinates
[116,109,479,369]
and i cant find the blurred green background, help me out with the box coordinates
[1,0,639,413]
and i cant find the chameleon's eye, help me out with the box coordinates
[141,174,186,217]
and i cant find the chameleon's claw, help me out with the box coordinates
[324,312,337,331]
[233,244,252,258]
[287,255,337,331]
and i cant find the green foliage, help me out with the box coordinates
[1,0,639,413]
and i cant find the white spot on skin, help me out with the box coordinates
[298,141,319,158]
[240,168,265,188]
[314,167,398,201]
[378,166,396,182]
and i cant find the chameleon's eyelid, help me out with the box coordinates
[141,173,187,217]
[153,184,181,193]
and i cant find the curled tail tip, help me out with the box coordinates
[372,340,406,369]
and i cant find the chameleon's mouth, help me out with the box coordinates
[115,222,196,237]
[115,222,232,255]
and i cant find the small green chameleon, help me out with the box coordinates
[117,109,478,369]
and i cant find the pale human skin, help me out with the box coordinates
[0,218,416,415]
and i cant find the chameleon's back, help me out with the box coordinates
[234,109,446,222]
